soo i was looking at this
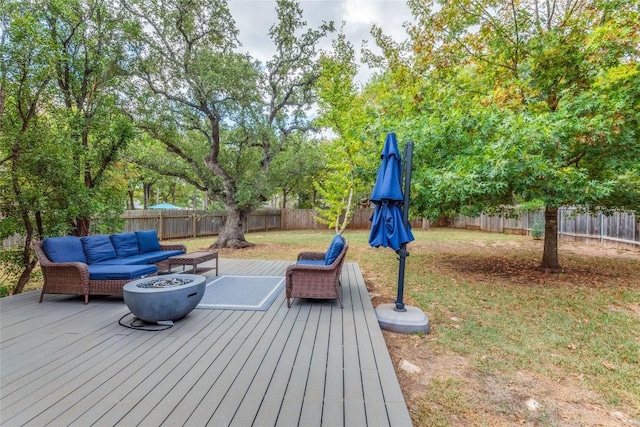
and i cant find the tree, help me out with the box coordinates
[314,31,375,232]
[44,0,136,236]
[267,136,324,208]
[1,0,58,294]
[1,0,140,293]
[124,0,333,248]
[400,0,640,271]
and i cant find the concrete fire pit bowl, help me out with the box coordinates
[123,274,206,323]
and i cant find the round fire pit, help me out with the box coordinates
[123,274,206,323]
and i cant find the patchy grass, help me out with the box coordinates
[12,228,640,425]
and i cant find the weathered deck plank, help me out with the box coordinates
[0,258,412,426]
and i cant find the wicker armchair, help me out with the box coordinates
[286,237,348,309]
[32,241,185,304]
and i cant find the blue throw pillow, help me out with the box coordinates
[110,232,140,258]
[81,235,117,264]
[324,234,345,265]
[135,230,161,253]
[43,236,86,263]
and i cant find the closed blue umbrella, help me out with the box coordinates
[369,134,429,331]
[368,132,414,250]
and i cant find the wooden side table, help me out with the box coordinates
[159,251,219,275]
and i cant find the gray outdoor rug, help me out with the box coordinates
[196,275,285,311]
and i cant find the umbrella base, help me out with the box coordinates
[376,303,430,334]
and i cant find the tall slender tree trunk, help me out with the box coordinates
[14,235,38,295]
[539,206,562,273]
[127,190,135,210]
[14,210,37,295]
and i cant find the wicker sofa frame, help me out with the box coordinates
[33,240,186,304]
[285,238,348,309]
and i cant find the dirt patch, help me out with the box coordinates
[381,331,639,426]
[367,237,640,426]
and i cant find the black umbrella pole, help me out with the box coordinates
[395,245,407,311]
[395,141,413,312]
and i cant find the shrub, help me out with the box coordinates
[530,220,545,240]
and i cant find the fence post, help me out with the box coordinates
[600,213,605,247]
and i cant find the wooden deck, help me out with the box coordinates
[0,259,412,426]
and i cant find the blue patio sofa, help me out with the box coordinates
[33,230,186,304]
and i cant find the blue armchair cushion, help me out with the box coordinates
[87,264,157,280]
[136,230,161,253]
[110,232,140,258]
[81,235,117,264]
[324,234,345,265]
[297,259,327,266]
[43,236,87,264]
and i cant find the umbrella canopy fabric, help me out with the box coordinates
[368,133,414,251]
[149,203,181,210]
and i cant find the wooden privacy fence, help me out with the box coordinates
[279,208,423,230]
[121,208,424,240]
[122,209,282,240]
[4,208,636,251]
[449,208,640,251]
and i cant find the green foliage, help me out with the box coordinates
[124,0,333,245]
[373,0,640,268]
[0,249,23,297]
[268,137,324,208]
[530,220,545,240]
[314,31,375,231]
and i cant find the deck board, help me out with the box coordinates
[0,258,412,426]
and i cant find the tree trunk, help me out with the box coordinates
[70,217,91,237]
[14,256,37,295]
[211,206,254,249]
[143,182,152,208]
[13,219,37,295]
[127,190,135,210]
[539,206,562,273]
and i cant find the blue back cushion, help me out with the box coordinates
[81,235,117,264]
[135,230,161,253]
[324,234,345,265]
[43,236,86,263]
[110,232,140,258]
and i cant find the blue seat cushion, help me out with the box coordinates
[87,264,157,281]
[81,235,117,264]
[43,236,86,263]
[110,232,139,258]
[94,250,185,265]
[296,259,327,266]
[91,257,144,266]
[324,235,345,265]
[136,230,161,253]
[138,249,185,263]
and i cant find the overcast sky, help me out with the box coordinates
[227,0,413,83]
